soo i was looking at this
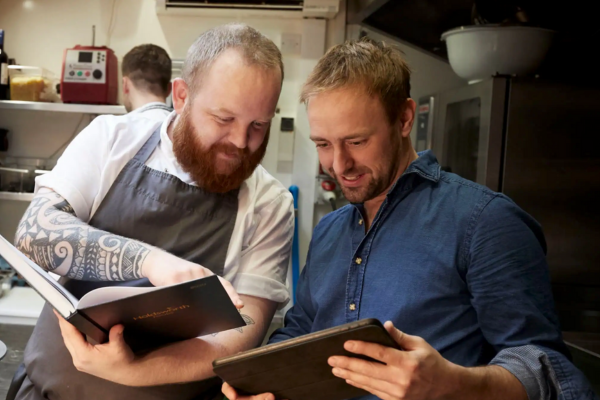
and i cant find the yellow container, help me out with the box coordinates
[8,66,57,102]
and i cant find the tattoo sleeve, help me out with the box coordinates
[14,190,150,281]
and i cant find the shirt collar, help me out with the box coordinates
[159,111,178,161]
[130,102,170,115]
[403,150,441,183]
[385,150,441,199]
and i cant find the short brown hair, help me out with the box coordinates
[182,23,283,93]
[301,37,411,124]
[122,44,172,97]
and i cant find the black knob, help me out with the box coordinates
[93,70,102,79]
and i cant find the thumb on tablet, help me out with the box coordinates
[384,320,421,351]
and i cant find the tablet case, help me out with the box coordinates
[213,318,400,400]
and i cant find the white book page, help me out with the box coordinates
[0,236,77,317]
[78,285,162,309]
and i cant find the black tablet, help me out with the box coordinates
[213,318,399,400]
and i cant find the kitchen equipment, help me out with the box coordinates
[0,252,16,298]
[0,128,7,151]
[0,166,29,193]
[415,97,434,155]
[0,157,53,193]
[8,65,58,102]
[418,77,600,333]
[60,45,118,104]
[165,58,184,108]
[0,268,15,298]
[563,332,600,394]
[441,25,556,83]
[0,29,9,100]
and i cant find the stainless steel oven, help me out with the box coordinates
[418,77,600,333]
[417,77,508,191]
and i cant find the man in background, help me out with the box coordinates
[121,43,172,120]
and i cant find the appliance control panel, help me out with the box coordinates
[63,49,107,84]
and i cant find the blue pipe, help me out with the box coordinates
[288,185,300,303]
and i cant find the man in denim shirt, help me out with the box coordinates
[223,38,597,400]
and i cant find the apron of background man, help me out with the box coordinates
[17,127,239,400]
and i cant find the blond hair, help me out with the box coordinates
[183,23,283,92]
[301,37,411,124]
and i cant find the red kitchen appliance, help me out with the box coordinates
[60,45,118,104]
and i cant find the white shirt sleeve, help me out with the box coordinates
[35,116,112,222]
[231,192,294,306]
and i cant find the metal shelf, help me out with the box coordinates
[0,100,126,115]
[0,192,34,202]
[0,287,44,325]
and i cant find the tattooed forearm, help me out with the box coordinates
[210,314,256,337]
[14,190,150,281]
[234,314,256,334]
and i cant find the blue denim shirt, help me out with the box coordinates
[271,151,598,400]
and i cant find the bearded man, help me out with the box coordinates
[12,23,293,400]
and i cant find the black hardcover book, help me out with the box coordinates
[0,235,245,351]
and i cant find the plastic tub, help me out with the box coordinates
[8,65,58,102]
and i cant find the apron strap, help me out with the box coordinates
[132,126,162,164]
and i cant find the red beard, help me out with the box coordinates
[172,106,269,193]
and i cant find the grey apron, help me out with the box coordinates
[17,127,239,400]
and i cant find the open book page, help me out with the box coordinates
[78,285,162,309]
[0,235,78,317]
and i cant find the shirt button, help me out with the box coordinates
[355,257,362,265]
[349,303,356,311]
[358,219,363,225]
